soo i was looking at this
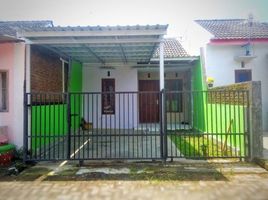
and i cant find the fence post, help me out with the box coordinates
[248,81,263,160]
[23,92,28,163]
[67,92,71,160]
[160,89,167,162]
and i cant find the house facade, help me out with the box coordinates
[0,42,25,147]
[0,22,200,148]
[83,38,195,129]
[0,20,257,161]
[0,21,53,146]
[196,19,268,130]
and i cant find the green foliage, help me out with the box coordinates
[170,134,240,159]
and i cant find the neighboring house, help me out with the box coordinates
[195,18,268,130]
[0,22,201,148]
[0,21,53,147]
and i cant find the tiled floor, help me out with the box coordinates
[33,130,181,160]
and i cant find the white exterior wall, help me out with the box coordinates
[205,43,268,130]
[0,42,25,147]
[83,65,138,129]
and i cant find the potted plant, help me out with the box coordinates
[207,77,214,88]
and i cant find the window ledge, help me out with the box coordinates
[234,55,257,63]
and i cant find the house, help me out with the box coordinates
[195,18,268,130]
[0,21,53,147]
[0,21,255,161]
[0,22,200,149]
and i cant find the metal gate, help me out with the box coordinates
[24,90,250,161]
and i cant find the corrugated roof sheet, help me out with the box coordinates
[195,19,268,39]
[1,21,189,63]
[0,20,53,37]
[25,24,168,32]
[153,38,189,58]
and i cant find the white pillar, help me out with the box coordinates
[159,41,164,90]
[25,44,31,93]
[159,40,166,159]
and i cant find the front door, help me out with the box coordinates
[139,80,159,123]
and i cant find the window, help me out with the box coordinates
[63,62,69,92]
[102,79,115,114]
[0,71,8,112]
[165,79,183,112]
[235,69,252,83]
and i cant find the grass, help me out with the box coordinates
[169,132,238,159]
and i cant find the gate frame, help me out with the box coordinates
[23,87,258,162]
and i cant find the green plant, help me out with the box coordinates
[200,144,208,157]
[206,77,214,84]
[13,147,24,160]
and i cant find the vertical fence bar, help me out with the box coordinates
[97,94,102,158]
[132,93,134,158]
[239,91,244,159]
[23,93,29,162]
[67,93,71,159]
[160,90,163,159]
[163,89,167,160]
[110,93,113,158]
[123,93,126,158]
[43,94,47,160]
[47,94,51,160]
[234,91,237,157]
[246,90,250,158]
[90,93,93,159]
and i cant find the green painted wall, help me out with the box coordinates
[31,104,68,149]
[191,58,246,155]
[30,60,83,151]
[192,58,207,132]
[69,61,83,131]
[69,61,83,92]
[204,103,246,155]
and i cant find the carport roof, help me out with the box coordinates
[0,20,53,43]
[18,24,168,64]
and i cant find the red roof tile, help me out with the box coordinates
[153,38,189,58]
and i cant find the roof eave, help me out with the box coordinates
[17,25,168,39]
[0,35,24,43]
[209,38,268,45]
[150,56,198,62]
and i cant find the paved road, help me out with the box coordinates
[1,162,268,200]
[1,174,268,200]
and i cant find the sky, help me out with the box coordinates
[0,0,267,55]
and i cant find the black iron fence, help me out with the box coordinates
[24,90,250,161]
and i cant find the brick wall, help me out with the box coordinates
[208,82,250,105]
[31,45,62,93]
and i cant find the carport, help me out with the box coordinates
[20,24,180,161]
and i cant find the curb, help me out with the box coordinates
[254,157,268,171]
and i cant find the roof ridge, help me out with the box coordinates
[0,20,53,23]
[195,19,245,22]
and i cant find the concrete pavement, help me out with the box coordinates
[1,161,268,200]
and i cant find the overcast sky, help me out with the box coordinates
[0,0,267,55]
